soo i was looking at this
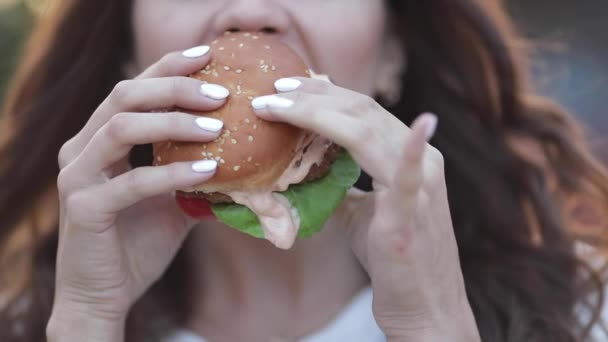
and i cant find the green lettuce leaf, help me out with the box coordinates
[210,150,361,239]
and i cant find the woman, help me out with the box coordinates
[1,0,607,341]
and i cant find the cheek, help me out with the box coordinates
[306,4,386,95]
[131,1,211,71]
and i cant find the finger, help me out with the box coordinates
[60,47,219,167]
[252,92,406,185]
[74,112,223,176]
[390,112,437,204]
[136,45,212,80]
[273,76,355,98]
[369,113,437,262]
[88,159,218,214]
[72,78,228,152]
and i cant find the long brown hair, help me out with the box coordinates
[1,0,607,341]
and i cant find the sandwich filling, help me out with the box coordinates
[223,133,331,249]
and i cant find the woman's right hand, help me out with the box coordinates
[47,46,226,341]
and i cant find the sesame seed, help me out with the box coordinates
[220,159,226,164]
[224,66,230,71]
[233,126,238,131]
[245,118,250,123]
[212,39,219,44]
[248,135,254,142]
[253,124,257,130]
[174,145,179,150]
[239,43,244,48]
[264,45,271,49]
[203,144,207,149]
[247,96,254,101]
[208,152,213,156]
[215,156,221,161]
[219,46,225,51]
[235,69,243,73]
[233,165,241,171]
[247,156,253,162]
[231,53,236,58]
[201,152,207,157]
[260,60,265,65]
[157,156,162,162]
[205,65,211,70]
[230,38,236,41]
[244,33,251,37]
[231,138,237,144]
[224,130,231,137]
[271,65,276,71]
[212,71,219,77]
[252,35,259,39]
[218,148,224,153]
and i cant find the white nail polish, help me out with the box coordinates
[424,114,438,140]
[195,117,223,132]
[192,160,217,173]
[200,84,230,100]
[274,78,301,92]
[267,96,294,109]
[251,96,269,110]
[182,45,210,58]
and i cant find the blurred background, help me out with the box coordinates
[0,0,606,158]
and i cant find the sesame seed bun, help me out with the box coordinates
[153,32,312,193]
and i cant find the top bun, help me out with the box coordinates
[153,32,311,193]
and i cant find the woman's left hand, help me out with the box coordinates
[252,77,481,341]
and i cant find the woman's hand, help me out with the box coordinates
[48,46,226,341]
[253,77,481,341]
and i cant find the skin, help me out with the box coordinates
[47,1,481,341]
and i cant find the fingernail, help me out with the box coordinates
[182,45,210,58]
[200,84,230,100]
[192,160,217,173]
[424,113,438,140]
[252,95,294,110]
[251,96,269,110]
[274,78,301,92]
[195,117,223,132]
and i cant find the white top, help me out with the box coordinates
[164,287,386,342]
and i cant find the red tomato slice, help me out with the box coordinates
[176,195,216,220]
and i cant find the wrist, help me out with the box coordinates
[383,301,480,342]
[47,299,127,342]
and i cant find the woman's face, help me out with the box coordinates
[131,0,390,96]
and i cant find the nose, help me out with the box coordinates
[212,0,289,36]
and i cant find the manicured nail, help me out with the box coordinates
[195,117,223,132]
[182,45,210,58]
[274,78,301,92]
[423,113,438,140]
[200,84,230,100]
[192,160,217,173]
[252,95,294,110]
[251,96,269,110]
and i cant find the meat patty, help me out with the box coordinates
[177,144,342,204]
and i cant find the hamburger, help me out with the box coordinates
[154,32,360,249]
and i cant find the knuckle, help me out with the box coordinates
[124,168,147,199]
[352,120,374,139]
[309,79,332,93]
[109,80,133,105]
[58,140,75,168]
[57,167,74,196]
[157,52,177,74]
[170,77,185,101]
[104,112,130,141]
[428,146,445,168]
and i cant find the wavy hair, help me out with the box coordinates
[1,0,607,341]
